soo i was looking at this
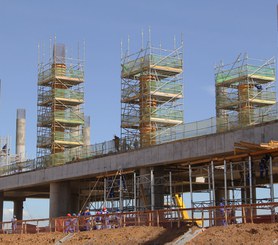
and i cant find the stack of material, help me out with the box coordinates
[260,140,278,149]
[234,140,278,154]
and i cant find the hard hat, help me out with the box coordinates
[67,213,71,217]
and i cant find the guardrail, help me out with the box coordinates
[1,202,277,234]
[1,104,278,177]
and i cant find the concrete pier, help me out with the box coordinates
[13,198,25,221]
[83,116,91,146]
[16,109,26,162]
[49,182,72,218]
[0,193,3,223]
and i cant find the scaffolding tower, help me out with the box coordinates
[37,42,85,165]
[215,54,276,132]
[121,36,184,148]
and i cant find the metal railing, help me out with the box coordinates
[1,202,277,234]
[1,104,278,177]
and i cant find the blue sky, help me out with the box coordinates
[0,0,278,220]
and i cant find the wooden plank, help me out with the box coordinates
[237,141,263,150]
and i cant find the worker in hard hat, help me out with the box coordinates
[65,213,73,233]
[95,211,102,230]
[84,208,91,231]
[219,198,228,226]
[101,207,110,229]
[101,207,108,214]
[71,213,78,232]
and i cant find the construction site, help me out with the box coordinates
[0,14,277,244]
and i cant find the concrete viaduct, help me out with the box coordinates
[0,120,278,221]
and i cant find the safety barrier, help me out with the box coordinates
[1,202,277,234]
[1,103,278,177]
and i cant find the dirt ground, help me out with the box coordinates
[0,226,189,245]
[0,223,277,245]
[189,223,278,245]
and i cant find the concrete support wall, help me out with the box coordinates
[14,198,24,220]
[49,181,81,218]
[16,109,26,162]
[50,182,71,218]
[153,167,165,210]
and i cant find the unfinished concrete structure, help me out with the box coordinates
[37,42,85,166]
[0,35,277,226]
[16,109,26,162]
[0,119,278,224]
[121,36,184,148]
[215,54,276,132]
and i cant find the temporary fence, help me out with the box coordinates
[1,202,277,234]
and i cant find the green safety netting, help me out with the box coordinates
[54,132,83,142]
[122,54,182,74]
[54,111,84,124]
[38,67,84,82]
[54,88,84,100]
[149,81,183,94]
[216,65,275,84]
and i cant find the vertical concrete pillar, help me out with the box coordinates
[83,116,91,146]
[0,192,3,223]
[50,181,72,218]
[14,198,25,220]
[16,109,26,162]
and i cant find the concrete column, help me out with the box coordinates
[14,198,25,220]
[0,192,3,223]
[16,109,26,162]
[83,116,91,146]
[50,181,72,218]
[71,193,81,215]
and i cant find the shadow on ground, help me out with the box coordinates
[143,225,192,245]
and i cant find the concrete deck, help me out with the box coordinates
[1,120,278,192]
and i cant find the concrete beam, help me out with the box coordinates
[0,120,278,192]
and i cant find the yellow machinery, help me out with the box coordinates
[174,194,202,226]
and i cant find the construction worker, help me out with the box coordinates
[255,84,263,91]
[260,154,269,179]
[219,198,227,226]
[114,135,120,152]
[71,213,78,232]
[101,207,110,229]
[65,213,73,233]
[11,215,17,233]
[95,211,102,230]
[133,139,139,149]
[84,207,91,231]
